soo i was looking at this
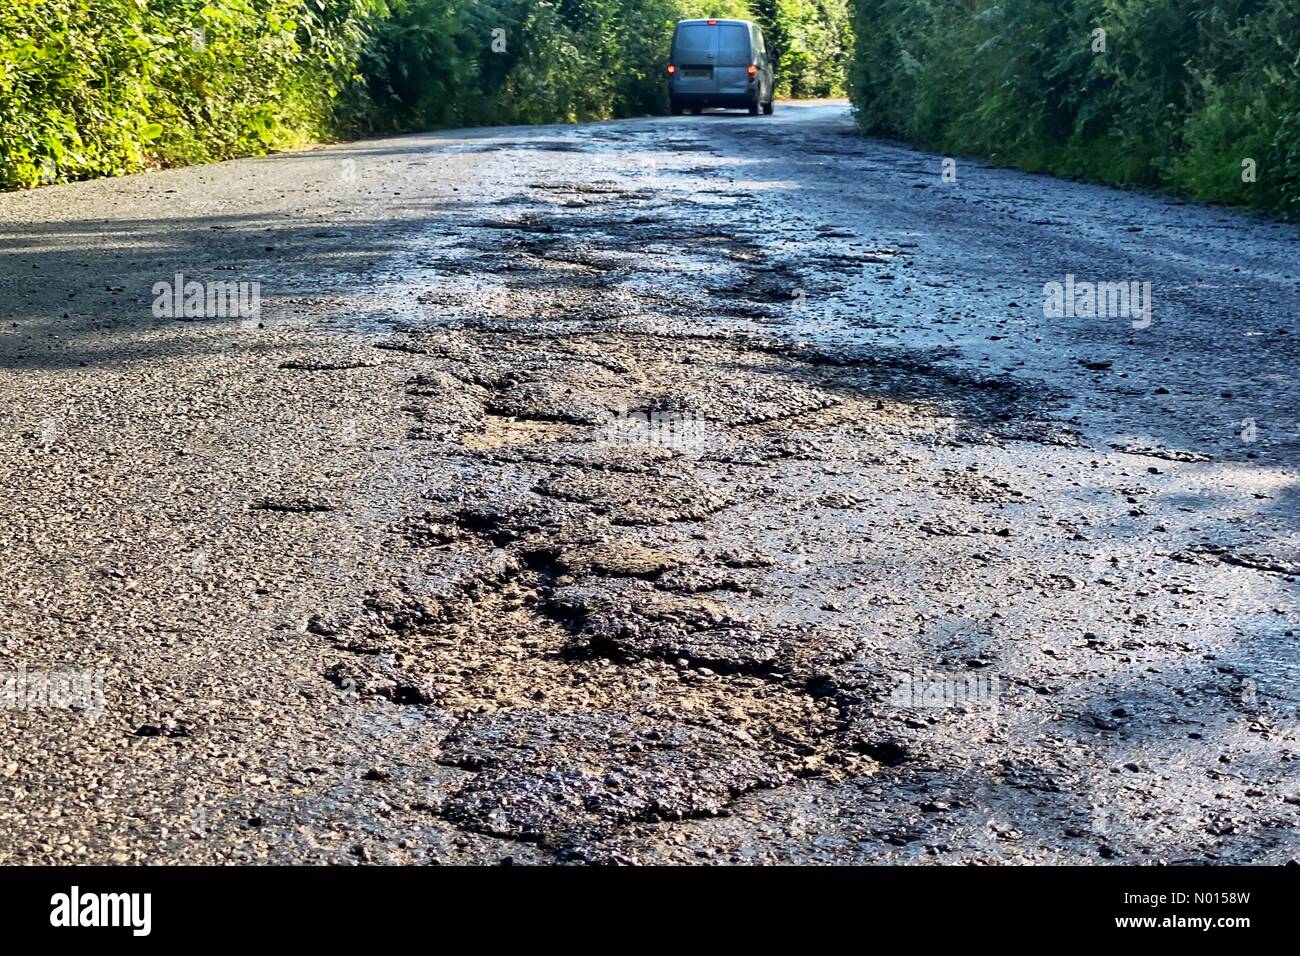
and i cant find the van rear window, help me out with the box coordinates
[717,24,752,65]
[673,25,715,63]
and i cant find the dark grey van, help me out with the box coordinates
[667,18,774,116]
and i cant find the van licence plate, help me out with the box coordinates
[683,69,711,78]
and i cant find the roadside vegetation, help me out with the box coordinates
[5,2,1294,219]
[1,0,849,189]
[847,0,1300,218]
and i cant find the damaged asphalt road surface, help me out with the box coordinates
[1,101,1297,865]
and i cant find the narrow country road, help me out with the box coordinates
[1,101,1296,864]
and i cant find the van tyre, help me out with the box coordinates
[670,100,684,116]
[762,99,774,115]
[748,98,760,116]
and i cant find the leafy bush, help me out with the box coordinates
[847,0,1300,217]
[0,0,380,188]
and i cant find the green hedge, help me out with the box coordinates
[847,0,1300,217]
[0,0,378,189]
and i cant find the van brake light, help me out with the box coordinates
[747,64,758,76]
[707,19,717,25]
[667,64,676,74]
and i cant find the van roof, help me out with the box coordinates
[676,18,753,27]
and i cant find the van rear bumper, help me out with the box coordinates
[671,92,756,109]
